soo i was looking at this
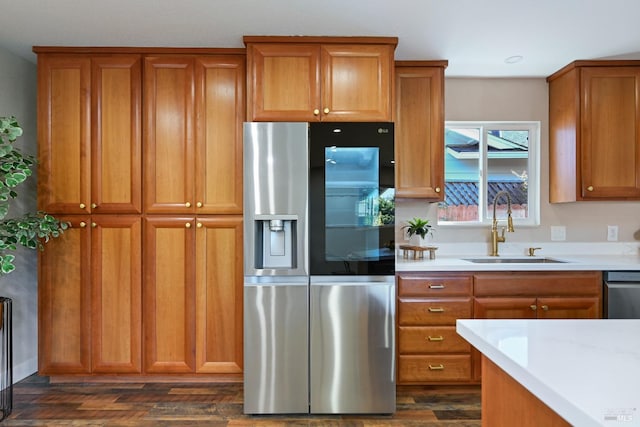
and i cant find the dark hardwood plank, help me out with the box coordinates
[4,376,481,426]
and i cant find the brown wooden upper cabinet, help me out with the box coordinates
[143,54,245,214]
[244,36,397,122]
[547,60,640,202]
[394,61,448,199]
[36,52,142,214]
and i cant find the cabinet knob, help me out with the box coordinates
[91,222,97,228]
[79,221,86,228]
[196,222,203,228]
[541,305,549,311]
[185,202,191,208]
[196,202,203,208]
[91,203,97,209]
[185,222,191,228]
[428,307,445,313]
[530,305,537,311]
[427,336,444,342]
[435,187,441,193]
[79,203,86,209]
[323,107,330,114]
[313,109,320,116]
[587,186,594,192]
[428,284,445,289]
[428,364,445,371]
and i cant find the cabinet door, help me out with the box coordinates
[581,67,640,199]
[194,56,244,214]
[91,56,142,213]
[537,297,601,319]
[321,44,393,122]
[144,56,195,213]
[395,65,445,199]
[143,216,196,373]
[39,216,91,374]
[246,43,321,121]
[91,215,142,373]
[474,297,537,319]
[195,216,243,374]
[37,55,91,214]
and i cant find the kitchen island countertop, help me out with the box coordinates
[457,319,640,426]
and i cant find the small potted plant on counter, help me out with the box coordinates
[402,217,433,247]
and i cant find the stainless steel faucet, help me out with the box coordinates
[490,190,514,256]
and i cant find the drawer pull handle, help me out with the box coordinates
[541,305,549,311]
[428,284,445,289]
[530,305,537,311]
[428,364,444,371]
[427,336,444,342]
[428,307,445,313]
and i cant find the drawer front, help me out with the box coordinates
[399,326,471,353]
[398,274,472,297]
[398,355,472,382]
[473,271,602,296]
[398,298,472,325]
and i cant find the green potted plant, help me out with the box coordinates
[0,116,68,274]
[402,217,433,246]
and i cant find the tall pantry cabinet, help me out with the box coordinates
[35,47,245,378]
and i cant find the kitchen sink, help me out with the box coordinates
[463,257,569,264]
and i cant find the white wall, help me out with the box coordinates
[397,77,640,247]
[0,46,39,382]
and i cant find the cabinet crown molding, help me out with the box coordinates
[243,35,398,47]
[546,59,640,81]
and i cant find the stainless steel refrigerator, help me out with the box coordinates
[243,122,395,415]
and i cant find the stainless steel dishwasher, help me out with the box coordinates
[604,271,640,318]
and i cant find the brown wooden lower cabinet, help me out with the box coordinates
[39,214,242,378]
[39,215,142,375]
[39,215,92,375]
[91,216,142,374]
[143,215,243,375]
[143,216,196,374]
[397,271,603,385]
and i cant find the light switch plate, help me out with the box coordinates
[551,225,566,241]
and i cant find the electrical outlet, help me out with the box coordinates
[607,225,619,241]
[551,226,566,241]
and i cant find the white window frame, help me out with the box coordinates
[438,121,540,227]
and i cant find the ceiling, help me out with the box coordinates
[2,0,640,77]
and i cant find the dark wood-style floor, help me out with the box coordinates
[3,375,481,426]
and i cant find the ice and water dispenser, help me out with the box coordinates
[253,216,297,269]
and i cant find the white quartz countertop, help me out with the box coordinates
[396,242,640,271]
[457,319,640,426]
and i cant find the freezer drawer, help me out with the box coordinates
[310,277,396,414]
[244,281,309,414]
